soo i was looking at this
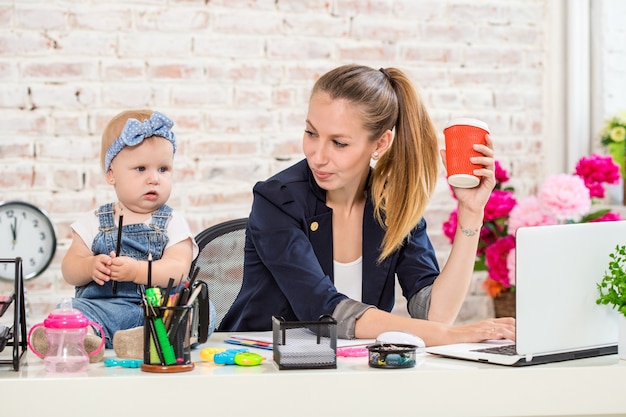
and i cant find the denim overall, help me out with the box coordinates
[72,202,172,348]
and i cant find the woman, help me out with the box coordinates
[221,64,515,346]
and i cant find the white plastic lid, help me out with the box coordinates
[444,118,490,133]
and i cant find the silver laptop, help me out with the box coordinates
[426,220,624,366]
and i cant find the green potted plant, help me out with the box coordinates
[596,244,626,359]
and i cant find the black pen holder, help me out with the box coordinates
[272,315,337,370]
[141,305,194,373]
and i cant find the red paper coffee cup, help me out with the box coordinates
[444,118,490,188]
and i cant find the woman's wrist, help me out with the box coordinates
[456,206,484,237]
[458,222,482,237]
[456,201,485,217]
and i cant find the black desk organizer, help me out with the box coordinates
[0,258,27,371]
[272,315,337,370]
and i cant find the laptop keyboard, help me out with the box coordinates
[471,344,517,356]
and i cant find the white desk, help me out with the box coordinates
[1,333,625,417]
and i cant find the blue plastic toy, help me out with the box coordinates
[212,348,264,366]
[213,348,248,365]
[104,358,143,368]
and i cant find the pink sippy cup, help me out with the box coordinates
[28,298,105,373]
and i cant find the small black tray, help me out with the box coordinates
[272,315,337,370]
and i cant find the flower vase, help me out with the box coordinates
[607,141,626,205]
[617,313,626,360]
[605,177,624,206]
[493,290,516,318]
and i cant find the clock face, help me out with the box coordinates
[0,201,57,281]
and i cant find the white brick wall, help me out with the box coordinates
[0,0,595,325]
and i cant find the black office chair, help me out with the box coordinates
[191,218,247,331]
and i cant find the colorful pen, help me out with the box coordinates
[145,287,176,365]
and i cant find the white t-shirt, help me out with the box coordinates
[71,208,199,259]
[333,256,363,302]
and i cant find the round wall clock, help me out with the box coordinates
[0,201,57,281]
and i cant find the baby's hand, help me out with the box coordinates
[109,255,139,283]
[91,254,112,286]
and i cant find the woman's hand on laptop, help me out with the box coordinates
[450,317,516,343]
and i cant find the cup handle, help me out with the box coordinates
[27,323,45,358]
[87,322,106,356]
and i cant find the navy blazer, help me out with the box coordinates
[220,159,440,332]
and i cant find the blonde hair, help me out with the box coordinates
[100,109,154,172]
[311,65,439,260]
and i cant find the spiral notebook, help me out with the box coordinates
[426,220,624,366]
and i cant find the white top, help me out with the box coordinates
[333,256,363,301]
[71,208,199,259]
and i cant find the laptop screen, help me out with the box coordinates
[514,221,624,355]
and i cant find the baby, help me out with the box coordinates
[33,110,215,361]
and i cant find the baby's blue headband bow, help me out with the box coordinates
[104,111,177,172]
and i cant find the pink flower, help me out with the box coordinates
[590,211,622,222]
[507,196,557,236]
[494,160,510,185]
[506,248,516,287]
[485,235,516,288]
[575,154,620,185]
[538,174,591,222]
[584,181,607,199]
[483,189,517,222]
[442,209,458,243]
[575,154,620,199]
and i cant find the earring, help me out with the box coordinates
[372,151,379,159]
